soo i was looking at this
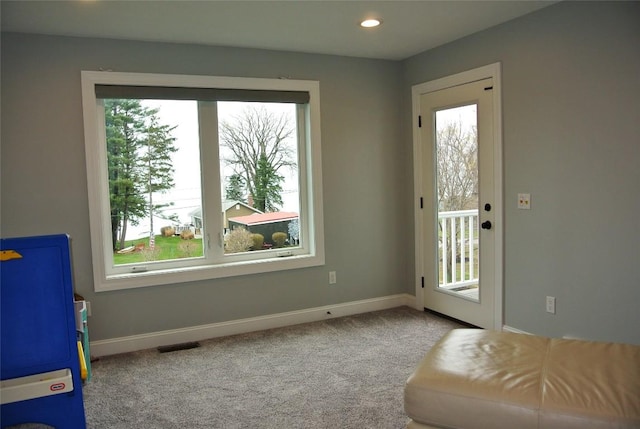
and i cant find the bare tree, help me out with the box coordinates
[436,120,478,283]
[436,121,478,211]
[219,105,296,212]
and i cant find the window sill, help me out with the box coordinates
[96,253,325,292]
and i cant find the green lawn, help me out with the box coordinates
[113,235,203,265]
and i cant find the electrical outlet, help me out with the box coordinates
[546,296,556,314]
[329,271,337,285]
[518,193,531,209]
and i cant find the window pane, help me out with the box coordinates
[102,99,204,266]
[217,102,300,254]
[435,104,479,301]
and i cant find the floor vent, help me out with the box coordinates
[157,342,200,353]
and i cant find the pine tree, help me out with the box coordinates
[104,99,177,251]
[105,99,149,250]
[225,173,246,202]
[253,154,284,212]
[139,117,178,248]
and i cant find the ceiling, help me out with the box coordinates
[1,1,555,61]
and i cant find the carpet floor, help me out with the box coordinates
[36,306,465,428]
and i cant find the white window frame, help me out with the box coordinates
[81,71,324,292]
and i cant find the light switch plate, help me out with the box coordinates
[518,193,531,210]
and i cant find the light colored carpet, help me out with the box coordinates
[81,306,463,429]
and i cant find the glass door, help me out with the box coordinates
[419,77,497,328]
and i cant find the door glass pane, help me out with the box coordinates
[104,99,205,266]
[435,104,479,301]
[217,102,300,254]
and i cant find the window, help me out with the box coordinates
[82,71,324,291]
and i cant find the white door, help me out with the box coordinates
[413,65,502,329]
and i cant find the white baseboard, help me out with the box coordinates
[502,325,532,335]
[90,293,416,357]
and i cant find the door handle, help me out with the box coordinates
[481,221,492,230]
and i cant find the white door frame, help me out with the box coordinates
[412,63,503,330]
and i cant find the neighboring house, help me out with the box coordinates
[228,212,298,245]
[187,206,202,232]
[189,200,263,233]
[223,201,263,231]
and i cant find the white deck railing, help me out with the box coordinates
[439,209,479,290]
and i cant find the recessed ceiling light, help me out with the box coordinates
[360,18,382,28]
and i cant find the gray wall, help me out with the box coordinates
[404,1,640,344]
[2,1,639,346]
[1,34,409,341]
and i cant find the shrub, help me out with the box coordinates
[225,228,253,253]
[272,232,287,248]
[160,226,175,237]
[251,233,264,250]
[180,229,194,240]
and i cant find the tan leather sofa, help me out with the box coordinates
[404,329,640,429]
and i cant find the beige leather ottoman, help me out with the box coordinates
[404,329,640,429]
